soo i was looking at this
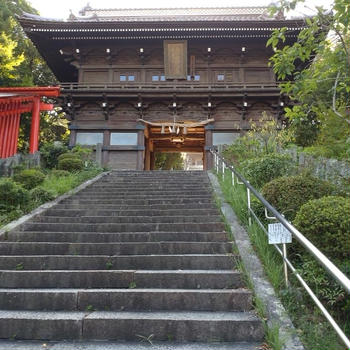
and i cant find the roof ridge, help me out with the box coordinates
[85,6,270,11]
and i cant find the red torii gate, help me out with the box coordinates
[0,87,60,159]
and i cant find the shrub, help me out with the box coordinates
[298,256,349,321]
[30,187,56,205]
[261,175,336,220]
[294,196,350,262]
[240,153,293,188]
[13,169,45,190]
[0,178,29,211]
[58,158,84,172]
[72,145,92,162]
[50,169,70,178]
[40,142,68,169]
[57,152,80,162]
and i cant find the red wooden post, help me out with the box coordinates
[29,96,41,154]
[0,115,5,157]
[13,113,21,155]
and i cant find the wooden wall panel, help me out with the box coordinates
[114,49,139,64]
[82,71,109,83]
[109,103,138,127]
[180,103,206,122]
[75,103,105,121]
[244,69,272,82]
[108,151,138,170]
[146,103,171,122]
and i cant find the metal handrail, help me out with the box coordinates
[210,149,350,348]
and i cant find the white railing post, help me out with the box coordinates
[247,183,252,226]
[283,243,289,288]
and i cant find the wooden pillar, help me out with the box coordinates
[137,129,144,170]
[13,113,21,155]
[150,151,155,170]
[204,127,213,170]
[144,138,153,171]
[29,96,41,154]
[69,129,77,148]
[0,115,5,157]
[102,130,110,166]
[8,110,18,157]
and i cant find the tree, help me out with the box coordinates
[0,31,24,83]
[155,153,184,170]
[267,0,350,158]
[0,0,67,149]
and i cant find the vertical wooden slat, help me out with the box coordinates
[13,113,21,155]
[29,96,41,154]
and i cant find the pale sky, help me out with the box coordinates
[28,0,333,20]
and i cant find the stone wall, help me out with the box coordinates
[0,152,40,177]
[283,147,350,185]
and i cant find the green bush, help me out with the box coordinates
[58,157,84,172]
[40,142,68,169]
[294,196,350,262]
[262,175,336,220]
[13,169,45,190]
[57,152,80,162]
[0,178,29,211]
[240,153,293,188]
[50,169,70,178]
[30,187,56,205]
[298,256,349,321]
[72,145,92,162]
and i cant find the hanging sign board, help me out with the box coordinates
[268,223,292,244]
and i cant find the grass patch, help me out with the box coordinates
[216,168,346,350]
[41,168,102,196]
[0,167,103,229]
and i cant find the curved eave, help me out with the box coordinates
[18,16,306,82]
[18,16,307,31]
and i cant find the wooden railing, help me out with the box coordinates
[60,82,280,91]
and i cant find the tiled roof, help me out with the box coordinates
[71,6,284,22]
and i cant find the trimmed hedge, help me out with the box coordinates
[0,178,29,211]
[261,174,336,220]
[58,158,84,172]
[13,169,45,190]
[294,196,350,262]
[57,152,80,162]
[240,153,293,188]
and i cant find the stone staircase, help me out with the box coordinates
[0,171,263,348]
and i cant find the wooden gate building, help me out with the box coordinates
[19,6,306,170]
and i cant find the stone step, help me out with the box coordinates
[31,215,222,225]
[82,183,212,193]
[76,189,211,195]
[41,208,219,217]
[21,222,226,233]
[5,231,229,243]
[0,270,242,289]
[0,288,252,311]
[62,198,213,205]
[0,340,262,350]
[0,254,235,270]
[70,194,213,200]
[52,203,217,210]
[0,242,232,255]
[0,310,264,342]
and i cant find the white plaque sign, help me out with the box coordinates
[268,223,292,244]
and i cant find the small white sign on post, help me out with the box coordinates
[268,223,292,244]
